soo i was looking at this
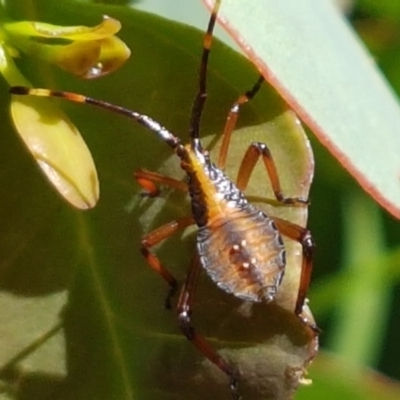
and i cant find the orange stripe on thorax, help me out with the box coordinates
[181,145,240,226]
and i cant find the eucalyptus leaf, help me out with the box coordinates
[206,0,400,218]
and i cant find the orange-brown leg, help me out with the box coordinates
[272,217,316,330]
[236,142,308,206]
[134,168,188,197]
[141,216,194,308]
[177,255,240,399]
[217,75,265,170]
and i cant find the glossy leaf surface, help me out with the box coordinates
[204,0,400,218]
[0,1,317,399]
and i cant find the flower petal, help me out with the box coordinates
[0,44,99,209]
[3,16,121,40]
[2,16,130,78]
[10,96,100,209]
[84,36,131,78]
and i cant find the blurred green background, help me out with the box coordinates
[1,0,400,399]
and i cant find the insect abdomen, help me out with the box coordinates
[197,205,286,303]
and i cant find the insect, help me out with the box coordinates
[10,0,317,398]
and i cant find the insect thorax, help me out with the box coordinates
[189,162,248,225]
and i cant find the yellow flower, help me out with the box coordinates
[0,16,130,208]
[2,16,130,78]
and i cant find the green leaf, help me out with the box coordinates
[207,0,400,218]
[0,1,317,399]
[297,352,400,400]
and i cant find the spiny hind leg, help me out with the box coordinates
[177,255,241,400]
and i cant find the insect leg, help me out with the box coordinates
[271,217,316,329]
[10,87,182,150]
[177,255,240,400]
[141,216,195,308]
[236,142,309,206]
[189,0,221,141]
[218,75,265,170]
[134,168,188,197]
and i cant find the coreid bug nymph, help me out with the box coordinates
[10,0,318,398]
